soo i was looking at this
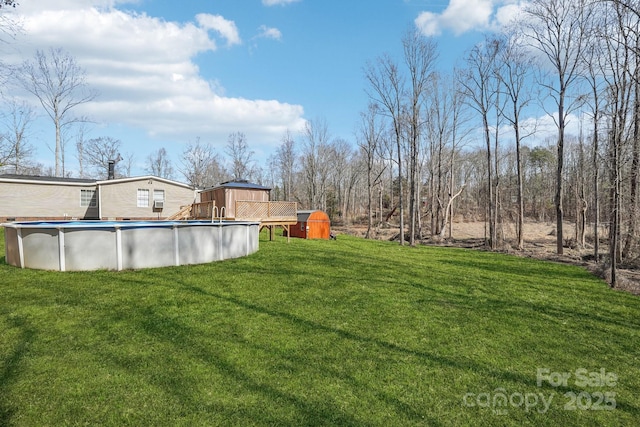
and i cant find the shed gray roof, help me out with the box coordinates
[209,180,271,191]
[296,210,327,222]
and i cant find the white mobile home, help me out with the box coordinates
[0,174,196,221]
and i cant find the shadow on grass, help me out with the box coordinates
[4,234,638,424]
[186,285,536,388]
[0,315,35,426]
[234,241,640,339]
[236,337,434,424]
[187,286,640,420]
[434,258,640,332]
[93,304,373,426]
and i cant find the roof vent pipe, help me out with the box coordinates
[107,160,115,180]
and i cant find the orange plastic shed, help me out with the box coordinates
[286,210,330,239]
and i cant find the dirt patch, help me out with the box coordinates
[333,221,640,296]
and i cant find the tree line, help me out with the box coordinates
[2,0,640,286]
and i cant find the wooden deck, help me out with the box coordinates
[167,200,298,241]
[236,201,297,241]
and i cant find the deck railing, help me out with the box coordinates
[235,201,297,223]
[191,201,216,219]
[171,200,297,223]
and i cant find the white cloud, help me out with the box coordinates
[414,12,442,36]
[494,3,524,29]
[256,25,282,41]
[262,0,300,6]
[21,8,215,62]
[415,0,527,36]
[15,0,139,14]
[196,13,241,47]
[6,1,306,158]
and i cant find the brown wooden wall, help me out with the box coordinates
[199,187,269,218]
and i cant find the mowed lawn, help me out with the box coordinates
[0,229,639,426]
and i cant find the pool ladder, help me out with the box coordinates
[212,206,226,223]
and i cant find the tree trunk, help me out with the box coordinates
[623,81,640,258]
[483,114,495,249]
[409,140,417,246]
[556,95,565,255]
[593,108,600,261]
[515,125,524,250]
[610,133,620,288]
[365,167,374,239]
[439,186,465,239]
[578,132,587,247]
[55,117,61,177]
[397,136,405,246]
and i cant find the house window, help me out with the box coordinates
[80,189,97,207]
[153,189,165,202]
[137,189,150,207]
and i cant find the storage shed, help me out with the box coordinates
[285,210,331,239]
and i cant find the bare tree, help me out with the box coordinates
[0,1,18,10]
[226,131,255,181]
[19,48,97,177]
[599,0,638,286]
[0,98,36,173]
[459,37,502,249]
[424,72,469,240]
[74,125,87,178]
[496,32,537,249]
[146,147,174,179]
[403,29,439,245]
[582,26,606,261]
[612,2,640,260]
[180,137,224,188]
[82,136,122,179]
[0,0,21,91]
[328,137,360,221]
[365,54,407,244]
[300,118,332,210]
[521,0,592,254]
[357,103,386,238]
[276,130,297,201]
[120,152,135,178]
[629,46,640,259]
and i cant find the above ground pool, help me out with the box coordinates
[2,220,260,271]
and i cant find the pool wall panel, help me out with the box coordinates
[121,227,175,270]
[22,228,60,270]
[64,228,118,271]
[177,225,221,265]
[4,227,19,267]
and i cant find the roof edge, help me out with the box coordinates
[0,174,96,186]
[96,175,194,189]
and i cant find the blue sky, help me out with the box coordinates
[2,0,529,178]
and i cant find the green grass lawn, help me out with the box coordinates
[1,229,639,426]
